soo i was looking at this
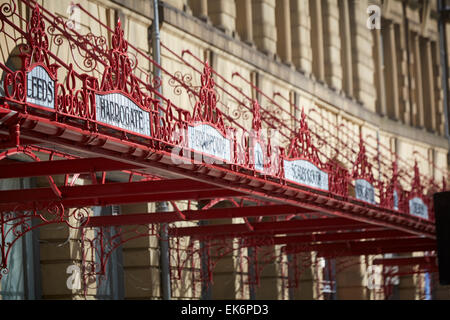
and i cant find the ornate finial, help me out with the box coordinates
[252,99,261,133]
[200,61,215,92]
[299,107,307,130]
[100,18,133,92]
[111,18,128,53]
[192,61,225,133]
[411,160,423,195]
[285,107,322,166]
[26,3,50,65]
[352,132,374,183]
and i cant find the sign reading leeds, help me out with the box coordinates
[283,159,329,191]
[409,197,429,220]
[355,179,376,204]
[95,93,151,136]
[188,124,231,162]
[27,65,55,109]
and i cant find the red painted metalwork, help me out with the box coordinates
[372,255,438,268]
[0,0,445,295]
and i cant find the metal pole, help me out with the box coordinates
[152,0,171,300]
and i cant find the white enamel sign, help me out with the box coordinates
[254,142,264,172]
[354,179,376,204]
[95,93,151,136]
[283,159,329,191]
[393,189,399,210]
[409,197,428,220]
[188,124,231,161]
[27,65,55,109]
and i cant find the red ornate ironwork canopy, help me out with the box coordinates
[0,0,446,296]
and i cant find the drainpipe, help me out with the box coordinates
[152,0,171,300]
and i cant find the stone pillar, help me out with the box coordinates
[236,0,253,44]
[349,0,376,112]
[373,28,387,116]
[395,23,411,125]
[412,33,425,128]
[275,0,292,64]
[322,0,343,91]
[255,246,281,299]
[290,0,312,74]
[335,256,369,300]
[208,0,236,35]
[163,0,187,11]
[188,0,208,20]
[421,38,437,132]
[339,0,353,96]
[289,253,315,299]
[309,0,325,81]
[208,202,237,299]
[382,22,400,120]
[252,0,277,56]
[431,41,446,136]
[121,203,161,299]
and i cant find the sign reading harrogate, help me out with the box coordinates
[409,197,428,220]
[95,92,151,136]
[354,179,376,204]
[283,159,329,191]
[188,124,231,162]
[27,65,55,109]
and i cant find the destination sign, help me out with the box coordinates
[188,124,231,161]
[27,65,55,109]
[354,179,376,204]
[393,189,399,210]
[254,142,264,172]
[283,159,329,191]
[409,197,428,220]
[95,92,151,136]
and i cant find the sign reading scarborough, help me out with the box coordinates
[354,179,376,204]
[188,124,231,162]
[409,197,428,220]
[283,159,329,191]
[27,65,55,109]
[95,92,151,136]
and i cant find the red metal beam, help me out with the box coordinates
[168,218,373,238]
[285,238,436,257]
[269,229,413,245]
[2,112,436,240]
[86,205,314,227]
[372,256,437,267]
[0,157,143,179]
[0,178,227,205]
[0,189,244,212]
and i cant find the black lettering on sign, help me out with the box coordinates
[26,66,55,109]
[283,159,329,191]
[354,179,376,204]
[188,124,231,161]
[409,197,428,219]
[95,93,151,136]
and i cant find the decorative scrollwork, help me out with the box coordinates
[66,207,90,229]
[191,62,226,135]
[26,4,50,66]
[284,108,324,169]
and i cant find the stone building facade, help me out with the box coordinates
[0,0,449,300]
